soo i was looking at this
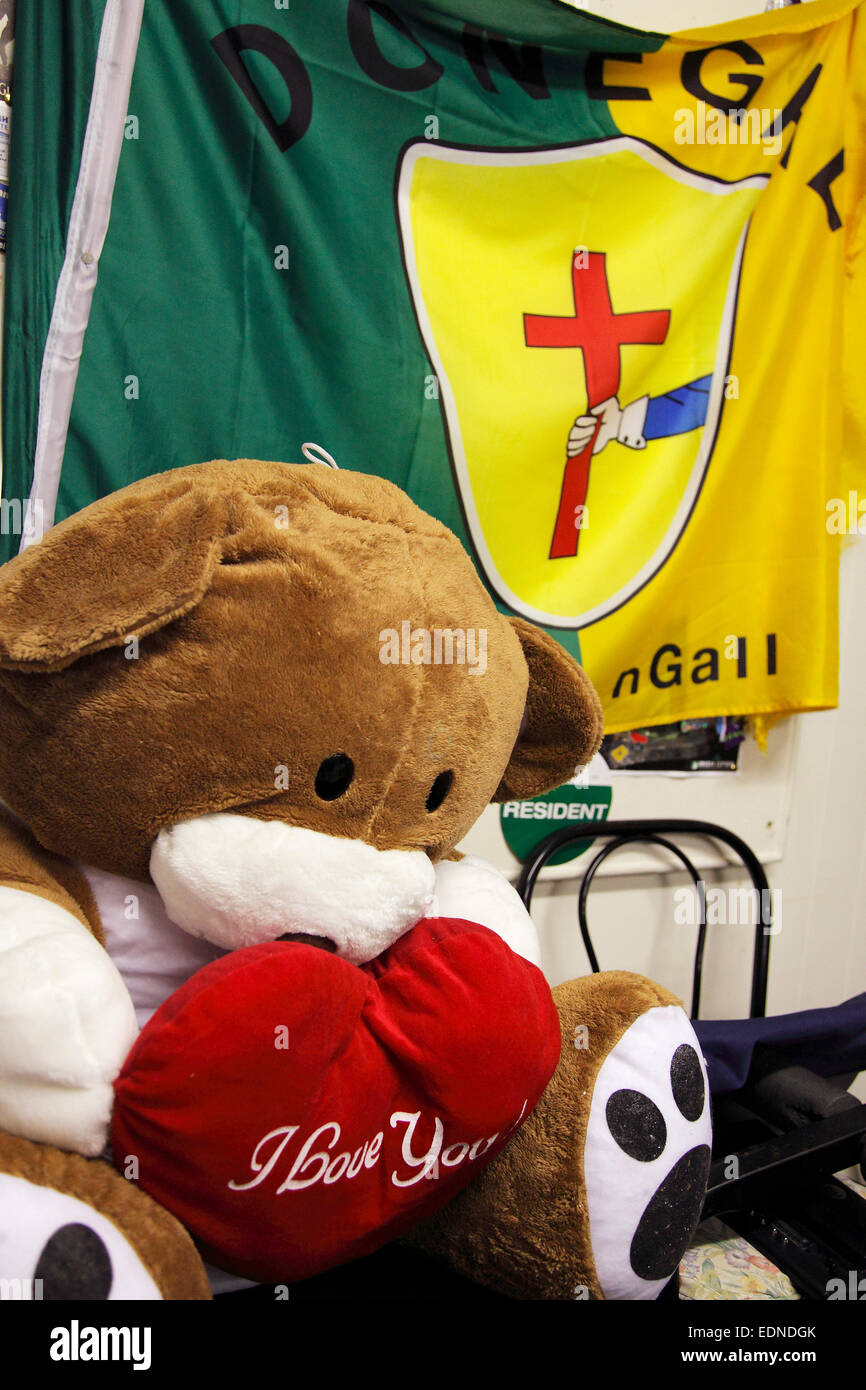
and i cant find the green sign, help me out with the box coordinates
[500,784,612,867]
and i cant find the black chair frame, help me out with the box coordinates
[515,817,772,1018]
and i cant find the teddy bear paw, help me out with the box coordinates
[582,1002,711,1299]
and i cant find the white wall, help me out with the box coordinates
[576,0,819,33]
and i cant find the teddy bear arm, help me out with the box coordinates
[0,806,106,939]
[428,854,542,966]
[0,807,138,1156]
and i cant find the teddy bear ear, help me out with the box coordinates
[0,479,228,673]
[493,617,604,802]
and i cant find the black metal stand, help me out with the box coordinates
[515,818,772,1018]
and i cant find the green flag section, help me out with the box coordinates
[3,1,866,736]
[500,782,613,865]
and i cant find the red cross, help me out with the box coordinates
[524,251,670,559]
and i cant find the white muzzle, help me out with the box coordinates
[149,813,436,965]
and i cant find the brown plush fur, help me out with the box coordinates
[0,806,104,943]
[407,972,684,1299]
[0,1131,211,1299]
[0,460,603,880]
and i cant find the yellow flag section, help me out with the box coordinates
[397,0,866,734]
[399,143,763,625]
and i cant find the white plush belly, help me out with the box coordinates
[76,864,227,1028]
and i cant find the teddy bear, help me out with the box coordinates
[0,457,711,1300]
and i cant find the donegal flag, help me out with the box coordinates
[3,0,865,734]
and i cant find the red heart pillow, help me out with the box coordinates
[111,917,560,1281]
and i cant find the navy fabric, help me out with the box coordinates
[694,993,866,1094]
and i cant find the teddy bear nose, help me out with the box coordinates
[277,932,338,953]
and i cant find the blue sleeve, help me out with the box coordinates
[643,375,713,440]
[695,992,866,1095]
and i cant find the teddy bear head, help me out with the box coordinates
[0,459,602,962]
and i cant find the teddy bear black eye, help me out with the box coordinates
[426,770,453,813]
[315,754,354,800]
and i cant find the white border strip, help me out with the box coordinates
[396,138,768,630]
[21,0,144,550]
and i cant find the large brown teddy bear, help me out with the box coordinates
[0,458,711,1300]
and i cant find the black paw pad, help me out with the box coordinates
[630,1144,712,1280]
[586,1012,712,1297]
[606,1089,667,1162]
[34,1223,113,1300]
[671,1043,705,1121]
